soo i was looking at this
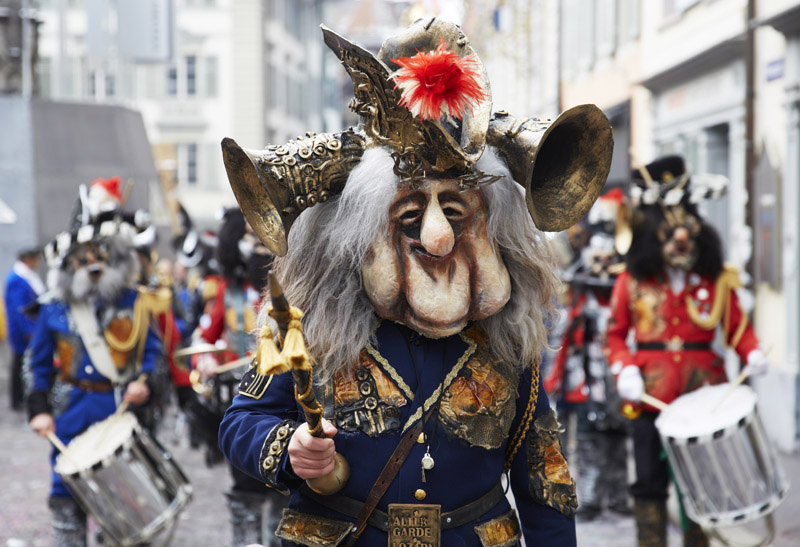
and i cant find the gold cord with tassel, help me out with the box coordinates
[280,307,312,371]
[255,322,290,376]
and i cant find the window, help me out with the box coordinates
[186,143,197,185]
[105,73,115,97]
[167,65,177,96]
[577,0,596,71]
[596,0,616,59]
[617,0,641,47]
[177,143,199,185]
[205,57,217,97]
[186,55,196,96]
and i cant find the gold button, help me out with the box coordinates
[673,354,681,363]
[671,317,680,326]
[414,489,427,501]
[417,432,427,444]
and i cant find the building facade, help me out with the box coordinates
[33,0,335,229]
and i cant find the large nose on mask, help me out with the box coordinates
[420,194,455,257]
[673,226,690,243]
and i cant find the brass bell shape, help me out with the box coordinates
[487,104,614,232]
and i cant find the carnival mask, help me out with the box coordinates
[64,240,126,301]
[67,242,109,282]
[362,178,510,338]
[658,212,701,270]
[582,234,620,280]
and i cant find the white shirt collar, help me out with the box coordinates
[13,260,46,295]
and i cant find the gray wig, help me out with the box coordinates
[270,146,561,381]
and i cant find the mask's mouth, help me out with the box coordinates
[412,244,456,264]
[87,263,104,280]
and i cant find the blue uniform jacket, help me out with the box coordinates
[27,288,161,498]
[4,269,40,355]
[220,320,576,546]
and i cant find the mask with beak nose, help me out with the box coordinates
[362,178,511,339]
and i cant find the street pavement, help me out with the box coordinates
[1,343,798,546]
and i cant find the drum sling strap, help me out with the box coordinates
[70,301,123,384]
[341,406,435,547]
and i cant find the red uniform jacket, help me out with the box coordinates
[605,267,759,408]
[157,309,191,388]
[197,275,260,366]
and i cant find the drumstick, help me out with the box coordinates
[115,373,149,416]
[711,346,772,412]
[92,374,150,453]
[47,432,70,453]
[46,432,81,469]
[640,393,671,412]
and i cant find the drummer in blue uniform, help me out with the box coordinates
[26,180,161,547]
[218,18,614,547]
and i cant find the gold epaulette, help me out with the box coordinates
[137,286,173,316]
[685,264,747,347]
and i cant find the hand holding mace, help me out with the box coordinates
[254,273,349,495]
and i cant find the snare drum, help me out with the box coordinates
[54,412,193,546]
[655,383,789,528]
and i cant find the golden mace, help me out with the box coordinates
[254,273,350,495]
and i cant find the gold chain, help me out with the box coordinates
[504,357,540,470]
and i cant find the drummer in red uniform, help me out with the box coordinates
[605,155,769,546]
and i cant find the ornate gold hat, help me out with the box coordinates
[222,18,614,256]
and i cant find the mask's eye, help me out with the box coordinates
[399,209,422,225]
[685,216,701,235]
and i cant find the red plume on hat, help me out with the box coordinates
[599,187,624,207]
[391,39,487,121]
[91,176,123,202]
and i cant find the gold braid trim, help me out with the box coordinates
[400,333,476,433]
[365,342,415,401]
[105,287,172,369]
[504,357,540,470]
[685,265,741,331]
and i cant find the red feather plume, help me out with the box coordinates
[391,39,487,122]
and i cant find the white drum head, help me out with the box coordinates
[655,384,757,440]
[55,412,138,475]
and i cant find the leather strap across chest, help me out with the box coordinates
[341,406,435,546]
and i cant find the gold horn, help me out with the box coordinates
[486,104,614,232]
[221,130,367,256]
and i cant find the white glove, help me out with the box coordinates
[617,366,645,401]
[743,349,769,377]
